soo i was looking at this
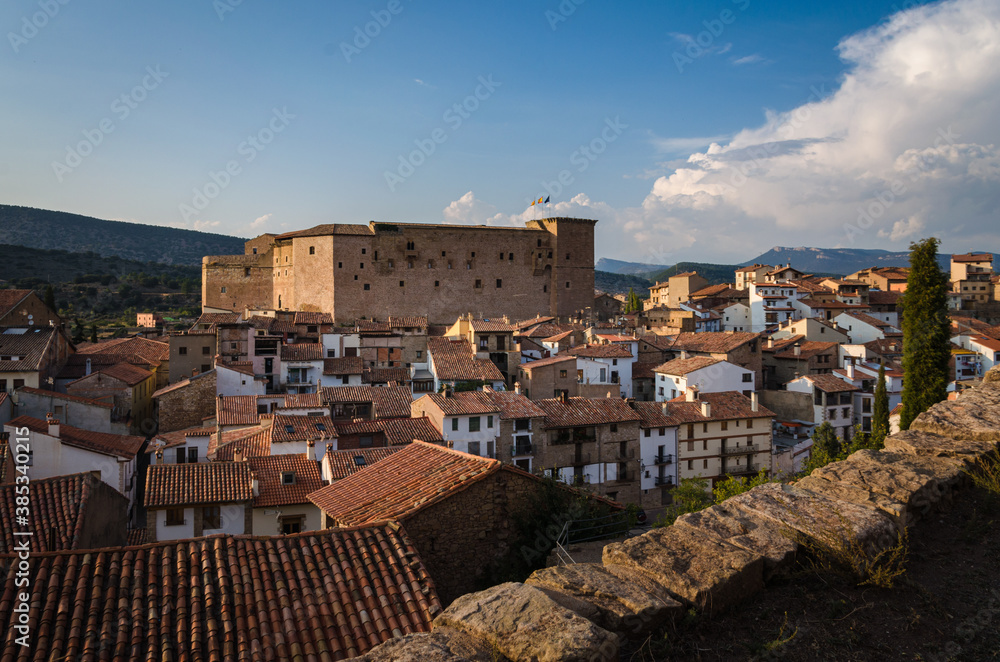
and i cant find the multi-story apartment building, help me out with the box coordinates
[785,374,859,440]
[670,390,775,491]
[950,253,994,310]
[202,217,597,323]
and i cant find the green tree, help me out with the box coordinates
[43,284,56,311]
[89,324,98,344]
[871,361,890,449]
[900,238,951,430]
[623,287,642,314]
[712,467,773,503]
[71,318,84,344]
[804,422,841,473]
[652,477,713,527]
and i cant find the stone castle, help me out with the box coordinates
[201,217,597,324]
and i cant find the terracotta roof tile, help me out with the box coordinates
[772,341,840,360]
[209,427,272,461]
[562,343,632,359]
[69,361,152,387]
[15,386,114,409]
[514,315,556,330]
[629,400,678,429]
[388,316,428,329]
[281,342,324,361]
[145,461,253,507]
[0,525,440,660]
[631,361,659,380]
[869,290,902,305]
[519,354,576,370]
[9,415,145,459]
[536,397,642,428]
[798,374,860,393]
[248,454,324,507]
[319,385,414,419]
[362,367,411,384]
[669,331,760,354]
[216,395,263,427]
[664,391,776,422]
[843,311,894,329]
[324,356,365,375]
[0,472,103,552]
[126,527,148,545]
[76,335,169,362]
[280,393,322,408]
[427,338,505,381]
[0,327,56,371]
[293,311,333,326]
[334,417,444,446]
[308,441,498,525]
[470,319,516,333]
[324,447,403,480]
[653,356,721,375]
[951,253,993,263]
[270,414,336,443]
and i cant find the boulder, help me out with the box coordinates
[602,525,764,615]
[673,503,798,577]
[910,383,1000,441]
[726,482,897,557]
[805,450,965,525]
[885,429,998,460]
[348,627,510,662]
[526,563,683,636]
[433,582,618,662]
[794,474,909,530]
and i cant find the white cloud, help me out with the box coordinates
[250,213,272,229]
[732,53,764,65]
[596,0,1000,261]
[192,219,221,231]
[442,191,498,225]
[652,134,732,154]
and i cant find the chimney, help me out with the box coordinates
[846,363,855,379]
[443,385,453,398]
[233,447,244,463]
[514,381,521,395]
[251,477,259,497]
[767,336,774,349]
[680,350,689,360]
[192,369,199,377]
[46,413,59,437]
[155,448,163,464]
[685,386,699,402]
[700,400,711,417]
[793,344,801,357]
[661,402,669,416]
[559,391,569,404]
[751,391,759,412]
[85,358,92,376]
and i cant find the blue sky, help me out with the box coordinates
[3,0,998,264]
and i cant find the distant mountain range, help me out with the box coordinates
[743,246,1000,276]
[0,205,245,265]
[594,258,673,275]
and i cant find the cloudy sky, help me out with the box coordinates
[2,0,997,264]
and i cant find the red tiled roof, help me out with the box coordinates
[664,391,776,423]
[363,367,411,384]
[690,283,735,298]
[514,315,556,330]
[144,461,253,507]
[270,414,336,443]
[0,525,441,660]
[869,290,902,305]
[535,397,642,429]
[319,385,413,419]
[669,331,760,354]
[653,356,721,376]
[76,335,169,362]
[518,322,575,339]
[324,447,403,480]
[0,472,104,552]
[797,298,868,310]
[951,253,993,263]
[210,427,272,461]
[308,441,498,525]
[74,361,152,387]
[126,527,148,545]
[971,335,1000,352]
[324,356,364,376]
[418,391,501,416]
[470,319,516,333]
[427,337,504,381]
[293,311,333,326]
[798,374,860,393]
[148,425,213,452]
[15,386,113,409]
[9,415,144,460]
[0,290,33,319]
[334,417,444,446]
[562,343,632,359]
[631,361,659,380]
[519,354,576,370]
[0,326,56,371]
[843,311,894,329]
[216,395,262,427]
[219,361,255,376]
[193,312,242,327]
[281,342,324,361]
[629,401,677,429]
[772,341,840,360]
[280,393,322,409]
[248,454,324,508]
[388,315,429,329]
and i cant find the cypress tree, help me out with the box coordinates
[871,361,889,449]
[89,324,98,344]
[43,284,56,312]
[899,238,951,430]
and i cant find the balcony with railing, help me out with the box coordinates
[720,444,758,456]
[653,453,674,465]
[611,469,635,484]
[512,442,533,457]
[655,475,674,487]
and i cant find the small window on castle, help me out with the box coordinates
[548,251,553,258]
[427,260,434,269]
[508,252,514,260]
[220,286,227,293]
[434,281,440,287]
[471,252,476,258]
[363,283,370,291]
[338,262,342,268]
[566,253,571,260]
[388,259,394,268]
[499,252,504,261]
[354,275,358,280]
[543,285,548,293]
[275,257,279,264]
[406,241,415,251]
[496,279,502,288]
[408,261,414,269]
[466,262,472,270]
[252,248,257,254]
[309,246,315,255]
[360,263,364,269]
[565,282,570,289]
[537,239,542,247]
[285,256,289,262]
[399,281,405,287]
[475,279,482,289]
[441,251,446,257]
[361,248,366,255]
[244,268,251,277]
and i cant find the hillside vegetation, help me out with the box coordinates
[0,205,245,265]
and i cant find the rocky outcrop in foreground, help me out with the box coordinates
[351,371,1000,661]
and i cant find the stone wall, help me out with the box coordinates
[202,218,597,324]
[155,370,217,432]
[351,368,1000,661]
